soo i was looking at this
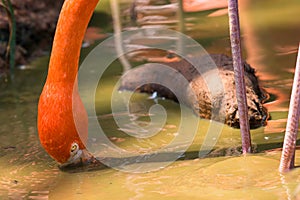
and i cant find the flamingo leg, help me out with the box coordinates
[279,43,300,173]
[227,0,252,154]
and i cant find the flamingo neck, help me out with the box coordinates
[47,0,99,83]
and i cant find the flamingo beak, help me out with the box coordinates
[59,149,102,169]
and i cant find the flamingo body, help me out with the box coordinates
[38,0,99,165]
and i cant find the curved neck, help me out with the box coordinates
[47,0,99,83]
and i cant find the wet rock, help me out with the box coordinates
[119,54,269,129]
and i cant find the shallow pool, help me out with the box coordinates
[1,0,300,199]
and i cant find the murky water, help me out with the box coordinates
[1,0,300,199]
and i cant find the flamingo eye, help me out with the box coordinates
[70,143,79,153]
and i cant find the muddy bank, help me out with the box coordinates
[0,0,64,73]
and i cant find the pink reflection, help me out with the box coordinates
[183,0,227,13]
[239,1,287,113]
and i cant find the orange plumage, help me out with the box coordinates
[38,0,99,164]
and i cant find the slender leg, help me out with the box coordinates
[110,0,131,72]
[279,43,300,173]
[227,0,252,154]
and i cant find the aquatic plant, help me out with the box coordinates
[0,0,16,73]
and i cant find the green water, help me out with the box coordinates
[1,0,300,199]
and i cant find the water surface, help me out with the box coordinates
[1,0,300,199]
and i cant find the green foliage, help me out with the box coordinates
[0,0,16,73]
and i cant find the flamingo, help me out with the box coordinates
[38,0,100,167]
[37,0,253,168]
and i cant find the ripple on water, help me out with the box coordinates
[0,164,59,199]
[110,156,289,199]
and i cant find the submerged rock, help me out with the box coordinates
[119,54,269,129]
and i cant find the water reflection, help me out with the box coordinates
[1,0,300,199]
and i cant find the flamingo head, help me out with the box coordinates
[58,142,97,168]
[38,83,93,167]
